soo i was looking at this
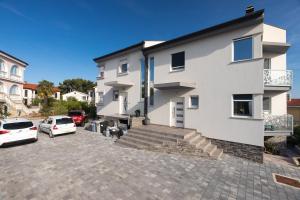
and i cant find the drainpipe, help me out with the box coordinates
[143,53,150,125]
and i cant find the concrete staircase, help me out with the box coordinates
[116,125,223,160]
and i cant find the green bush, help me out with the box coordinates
[52,101,68,115]
[32,98,42,106]
[264,141,280,155]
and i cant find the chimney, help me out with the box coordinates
[245,5,254,15]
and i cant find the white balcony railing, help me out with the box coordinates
[0,71,23,82]
[264,69,293,87]
[264,114,293,134]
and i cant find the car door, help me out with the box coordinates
[39,119,47,132]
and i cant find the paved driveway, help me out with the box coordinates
[0,128,299,200]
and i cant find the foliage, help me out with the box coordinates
[37,80,54,105]
[32,98,42,106]
[58,78,96,94]
[264,141,280,155]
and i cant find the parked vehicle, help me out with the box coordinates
[68,110,87,126]
[0,118,38,146]
[39,116,76,138]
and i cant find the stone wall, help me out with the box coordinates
[210,138,264,163]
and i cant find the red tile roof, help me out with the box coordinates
[23,83,60,92]
[288,99,300,107]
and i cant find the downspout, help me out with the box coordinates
[143,52,150,125]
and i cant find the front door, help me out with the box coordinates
[119,92,128,115]
[170,97,184,128]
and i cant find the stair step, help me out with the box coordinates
[188,134,201,144]
[133,127,196,139]
[126,133,165,144]
[206,144,217,156]
[115,139,146,149]
[121,136,160,147]
[211,148,223,160]
[129,129,179,142]
[198,139,211,151]
[194,137,207,148]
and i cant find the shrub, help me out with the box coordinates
[264,141,280,155]
[32,98,42,106]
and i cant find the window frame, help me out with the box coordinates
[232,36,254,62]
[118,59,128,75]
[189,95,199,109]
[171,51,185,71]
[98,91,104,105]
[98,65,105,79]
[113,90,119,101]
[263,96,271,113]
[232,94,253,117]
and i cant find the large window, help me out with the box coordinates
[0,59,4,71]
[189,95,199,109]
[10,65,18,76]
[263,97,271,112]
[233,94,253,117]
[171,51,185,70]
[150,57,154,81]
[233,37,253,61]
[9,85,19,95]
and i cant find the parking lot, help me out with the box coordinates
[0,127,300,200]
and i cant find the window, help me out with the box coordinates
[10,65,18,76]
[233,37,253,61]
[3,121,33,130]
[189,96,199,108]
[55,93,57,98]
[119,60,128,74]
[263,97,271,112]
[98,65,105,79]
[150,57,154,81]
[25,90,28,97]
[264,58,271,69]
[0,59,4,71]
[171,51,185,70]
[113,90,119,101]
[9,85,19,95]
[82,96,86,101]
[98,92,104,105]
[56,118,74,125]
[233,94,253,117]
[149,88,154,106]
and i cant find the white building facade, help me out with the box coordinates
[62,91,90,102]
[94,9,293,162]
[0,50,30,116]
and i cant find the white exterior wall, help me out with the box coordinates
[62,91,89,102]
[96,50,144,116]
[148,23,265,147]
[263,24,288,116]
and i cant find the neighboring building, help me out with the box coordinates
[288,99,300,126]
[0,50,30,116]
[94,8,293,162]
[23,83,61,105]
[62,90,90,102]
[93,41,163,116]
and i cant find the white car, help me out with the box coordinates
[39,116,76,138]
[0,118,38,147]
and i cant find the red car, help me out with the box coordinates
[68,110,87,126]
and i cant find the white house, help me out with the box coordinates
[0,50,31,116]
[62,90,90,102]
[23,83,61,105]
[94,8,293,162]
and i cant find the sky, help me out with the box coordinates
[0,0,299,97]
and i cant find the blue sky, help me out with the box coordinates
[0,0,299,97]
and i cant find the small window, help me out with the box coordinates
[24,90,28,97]
[233,94,253,117]
[113,90,119,101]
[171,51,185,70]
[233,37,253,61]
[99,65,105,79]
[10,65,18,76]
[98,92,104,105]
[189,96,199,109]
[55,93,57,98]
[263,97,271,112]
[0,59,4,71]
[264,58,271,69]
[149,87,154,106]
[150,57,154,81]
[119,60,128,74]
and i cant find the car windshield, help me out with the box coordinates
[56,118,74,125]
[3,122,33,130]
[68,111,82,116]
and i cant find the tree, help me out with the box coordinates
[58,78,96,94]
[37,80,54,106]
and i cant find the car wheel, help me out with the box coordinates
[49,131,54,138]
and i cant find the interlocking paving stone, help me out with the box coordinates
[0,127,299,200]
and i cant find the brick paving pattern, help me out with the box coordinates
[0,128,299,200]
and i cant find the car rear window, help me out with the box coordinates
[68,111,82,116]
[56,118,74,125]
[3,122,33,130]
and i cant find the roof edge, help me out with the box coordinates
[0,50,28,66]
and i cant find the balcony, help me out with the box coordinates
[264,114,293,136]
[0,71,23,83]
[264,69,293,91]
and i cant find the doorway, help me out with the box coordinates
[170,97,184,128]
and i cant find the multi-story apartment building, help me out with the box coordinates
[0,50,30,116]
[94,8,293,161]
[23,83,61,105]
